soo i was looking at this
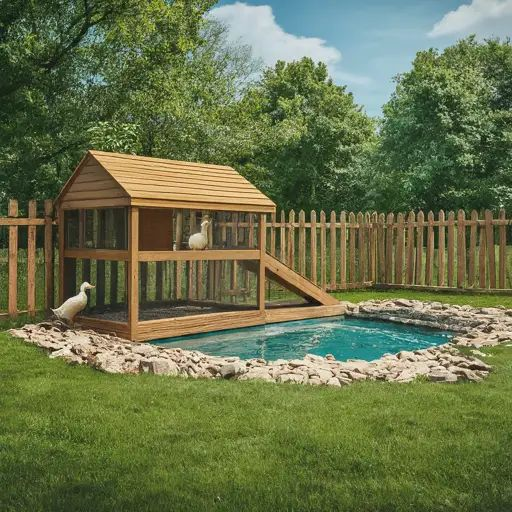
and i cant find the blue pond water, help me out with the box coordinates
[153,317,453,362]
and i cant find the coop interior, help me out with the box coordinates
[62,206,312,331]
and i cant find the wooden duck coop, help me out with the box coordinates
[55,150,343,341]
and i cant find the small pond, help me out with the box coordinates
[153,317,453,362]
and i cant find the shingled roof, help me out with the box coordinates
[56,150,276,212]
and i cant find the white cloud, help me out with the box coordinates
[210,2,371,86]
[429,0,512,38]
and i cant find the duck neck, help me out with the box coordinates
[201,223,209,238]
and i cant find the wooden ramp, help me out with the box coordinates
[242,253,340,306]
[263,253,340,306]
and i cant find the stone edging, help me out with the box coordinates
[10,299,511,387]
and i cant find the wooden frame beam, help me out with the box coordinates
[128,207,139,340]
[64,249,129,261]
[138,249,260,262]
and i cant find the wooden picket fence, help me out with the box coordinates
[2,203,512,320]
[0,199,55,319]
[264,209,512,292]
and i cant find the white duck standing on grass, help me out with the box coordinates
[188,218,211,250]
[51,282,95,324]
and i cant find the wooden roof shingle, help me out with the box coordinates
[57,150,276,212]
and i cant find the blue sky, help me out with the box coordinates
[212,0,512,117]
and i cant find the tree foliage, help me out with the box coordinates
[238,58,375,211]
[0,0,215,202]
[374,37,512,212]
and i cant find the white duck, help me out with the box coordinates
[188,219,211,250]
[51,282,95,323]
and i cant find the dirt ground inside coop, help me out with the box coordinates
[82,299,309,323]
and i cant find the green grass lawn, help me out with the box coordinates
[1,291,512,511]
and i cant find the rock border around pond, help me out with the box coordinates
[10,299,512,387]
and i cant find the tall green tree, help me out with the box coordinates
[375,37,512,212]
[238,58,376,211]
[0,0,215,204]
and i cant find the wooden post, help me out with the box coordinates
[8,199,18,318]
[394,212,405,284]
[310,210,317,284]
[128,207,139,339]
[457,210,466,288]
[406,211,415,285]
[27,200,37,316]
[96,210,106,306]
[58,206,65,305]
[330,210,337,290]
[44,200,54,310]
[258,213,266,311]
[339,211,346,288]
[438,210,445,287]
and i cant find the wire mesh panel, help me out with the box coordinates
[174,210,259,250]
[63,258,128,321]
[64,208,128,250]
[137,259,259,321]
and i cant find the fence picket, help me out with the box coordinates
[478,218,487,288]
[385,213,394,283]
[394,212,404,284]
[8,199,18,317]
[468,210,478,287]
[310,210,317,284]
[485,210,496,288]
[369,212,377,282]
[299,210,306,276]
[339,211,347,288]
[26,200,37,316]
[499,209,506,289]
[438,210,445,286]
[406,211,415,284]
[320,210,327,290]
[447,211,455,287]
[457,210,466,288]
[279,210,286,263]
[349,212,356,284]
[357,212,366,283]
[415,211,424,285]
[270,211,276,257]
[287,210,295,270]
[377,213,385,283]
[330,210,337,289]
[425,211,434,286]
